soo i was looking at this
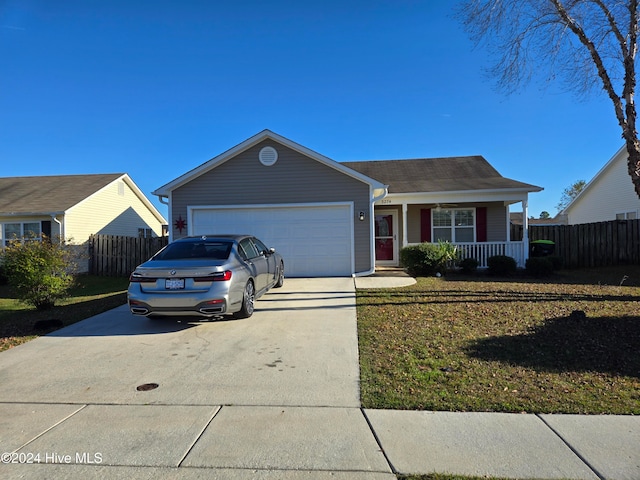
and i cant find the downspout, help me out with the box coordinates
[354,185,389,277]
[157,195,171,241]
[52,214,63,243]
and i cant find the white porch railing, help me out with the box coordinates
[407,241,526,268]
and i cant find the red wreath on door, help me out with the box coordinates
[174,215,186,234]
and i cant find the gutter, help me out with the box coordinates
[0,211,65,217]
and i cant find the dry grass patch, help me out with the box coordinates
[357,266,640,414]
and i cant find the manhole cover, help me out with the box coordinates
[136,383,159,391]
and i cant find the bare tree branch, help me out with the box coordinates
[457,0,640,198]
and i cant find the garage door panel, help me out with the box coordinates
[191,206,353,277]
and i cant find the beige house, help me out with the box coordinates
[561,146,640,224]
[154,130,542,276]
[0,173,167,271]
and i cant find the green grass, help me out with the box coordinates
[0,275,129,352]
[399,475,568,480]
[357,265,640,414]
[4,267,640,415]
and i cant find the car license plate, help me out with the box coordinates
[165,278,185,290]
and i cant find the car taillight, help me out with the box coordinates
[129,273,157,282]
[194,270,232,282]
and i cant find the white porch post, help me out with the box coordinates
[506,204,511,242]
[522,197,529,266]
[402,203,408,247]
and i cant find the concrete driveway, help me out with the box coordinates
[2,276,637,479]
[0,278,393,479]
[0,278,361,408]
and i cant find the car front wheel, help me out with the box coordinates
[234,280,255,319]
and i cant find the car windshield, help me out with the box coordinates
[153,241,233,261]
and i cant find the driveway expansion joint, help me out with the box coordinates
[10,404,87,453]
[176,405,221,467]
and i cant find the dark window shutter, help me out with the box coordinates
[476,207,487,242]
[41,220,52,238]
[420,209,432,242]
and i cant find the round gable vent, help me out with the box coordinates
[259,146,278,166]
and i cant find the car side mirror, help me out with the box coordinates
[268,247,276,255]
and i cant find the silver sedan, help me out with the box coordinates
[127,234,284,319]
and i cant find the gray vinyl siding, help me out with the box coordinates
[485,204,507,241]
[406,206,422,243]
[172,140,372,273]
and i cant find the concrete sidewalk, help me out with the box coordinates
[354,267,417,289]
[0,277,638,479]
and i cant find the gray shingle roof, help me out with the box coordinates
[341,156,542,193]
[0,174,124,214]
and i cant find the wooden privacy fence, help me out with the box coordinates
[90,220,639,275]
[89,234,168,277]
[511,219,640,268]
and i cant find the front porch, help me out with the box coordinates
[373,198,533,270]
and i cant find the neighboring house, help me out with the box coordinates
[153,130,542,277]
[508,212,567,241]
[0,173,167,271]
[509,212,567,226]
[561,146,640,224]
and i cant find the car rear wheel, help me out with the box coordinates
[234,280,255,319]
[274,261,284,288]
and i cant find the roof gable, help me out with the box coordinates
[562,145,626,214]
[153,130,386,197]
[0,173,166,224]
[341,157,542,194]
[0,173,124,215]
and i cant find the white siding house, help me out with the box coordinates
[562,147,640,224]
[65,176,167,240]
[0,173,167,271]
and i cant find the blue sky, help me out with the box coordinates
[0,0,624,219]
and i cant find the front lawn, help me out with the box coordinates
[357,265,640,414]
[0,275,129,352]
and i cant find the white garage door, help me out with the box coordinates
[191,204,353,277]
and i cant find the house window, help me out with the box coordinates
[138,228,153,238]
[616,211,637,220]
[2,222,42,246]
[432,209,475,243]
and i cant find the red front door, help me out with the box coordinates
[375,213,396,263]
